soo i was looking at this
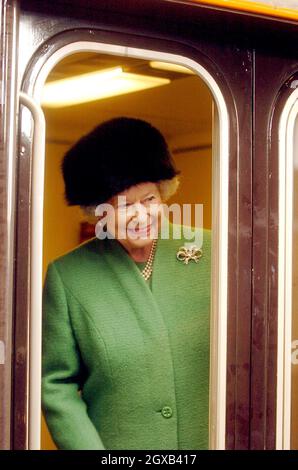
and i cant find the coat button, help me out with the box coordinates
[161,406,173,418]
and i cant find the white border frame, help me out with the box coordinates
[24,41,229,450]
[276,88,298,449]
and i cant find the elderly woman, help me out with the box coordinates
[42,117,211,450]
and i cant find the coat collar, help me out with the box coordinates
[74,218,208,342]
[89,217,203,300]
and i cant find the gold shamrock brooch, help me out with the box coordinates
[176,244,203,265]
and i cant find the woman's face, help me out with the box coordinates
[104,182,163,248]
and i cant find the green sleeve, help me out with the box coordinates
[41,261,105,450]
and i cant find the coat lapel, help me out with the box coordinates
[97,221,179,413]
[90,218,207,313]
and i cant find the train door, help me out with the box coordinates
[1,0,253,450]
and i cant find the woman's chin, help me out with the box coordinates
[127,236,152,248]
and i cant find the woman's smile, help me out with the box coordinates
[127,221,153,237]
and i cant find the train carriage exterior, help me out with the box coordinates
[1,0,298,450]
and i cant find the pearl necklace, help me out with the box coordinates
[141,238,158,281]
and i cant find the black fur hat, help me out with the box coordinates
[61,117,181,207]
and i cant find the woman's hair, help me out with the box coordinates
[80,175,181,219]
[157,174,181,202]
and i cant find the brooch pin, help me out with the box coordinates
[176,244,203,265]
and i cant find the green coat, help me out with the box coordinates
[42,221,211,450]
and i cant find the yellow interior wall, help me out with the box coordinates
[170,131,212,230]
[42,142,84,264]
[41,132,212,450]
[41,142,85,450]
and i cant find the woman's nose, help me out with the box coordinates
[130,202,148,221]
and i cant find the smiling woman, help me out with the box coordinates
[41,116,211,450]
[36,40,219,450]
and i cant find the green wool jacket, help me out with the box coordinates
[42,221,211,450]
